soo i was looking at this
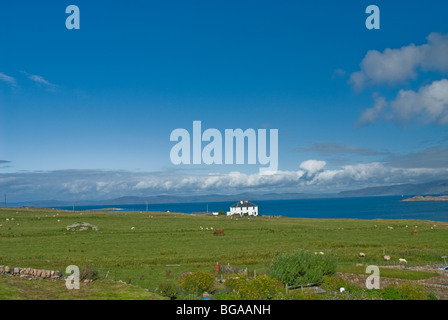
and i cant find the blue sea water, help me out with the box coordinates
[56,196,448,222]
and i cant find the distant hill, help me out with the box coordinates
[9,192,328,208]
[337,179,448,197]
[9,179,448,208]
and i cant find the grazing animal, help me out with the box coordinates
[411,229,418,235]
[213,229,224,236]
[399,258,407,264]
[384,255,391,261]
[359,252,366,257]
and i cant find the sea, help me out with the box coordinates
[55,196,448,222]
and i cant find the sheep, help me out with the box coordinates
[359,252,366,257]
[387,226,393,230]
[399,258,407,264]
[131,227,135,230]
[384,255,391,261]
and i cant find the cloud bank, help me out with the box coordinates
[2,158,448,202]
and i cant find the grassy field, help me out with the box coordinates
[0,207,447,299]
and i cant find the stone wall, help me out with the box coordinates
[0,265,64,280]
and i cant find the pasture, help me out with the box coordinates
[0,207,447,299]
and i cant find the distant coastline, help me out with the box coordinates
[402,195,448,202]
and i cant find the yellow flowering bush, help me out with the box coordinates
[225,274,283,300]
[179,271,216,294]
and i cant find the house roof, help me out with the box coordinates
[230,200,257,208]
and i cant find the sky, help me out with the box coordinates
[1,0,448,202]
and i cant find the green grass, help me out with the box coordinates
[338,265,440,280]
[0,276,166,300]
[1,207,447,299]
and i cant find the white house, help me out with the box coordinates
[227,200,258,216]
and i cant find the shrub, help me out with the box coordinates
[266,250,337,286]
[179,271,215,294]
[158,281,180,300]
[225,274,283,300]
[79,266,99,281]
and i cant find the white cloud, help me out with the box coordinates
[20,71,57,88]
[28,74,55,86]
[0,72,17,87]
[420,32,448,73]
[390,79,448,125]
[356,95,388,126]
[299,160,326,174]
[350,32,448,90]
[358,79,448,125]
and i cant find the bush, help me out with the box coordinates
[158,281,180,300]
[79,266,99,281]
[179,271,215,294]
[266,250,337,286]
[225,274,283,300]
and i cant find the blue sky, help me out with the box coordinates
[1,1,448,202]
